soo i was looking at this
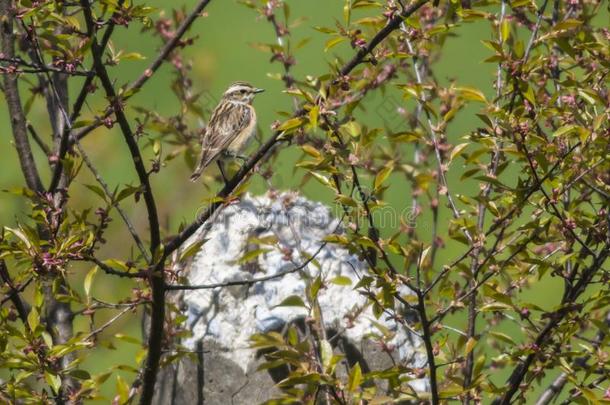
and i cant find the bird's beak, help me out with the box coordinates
[253,88,265,94]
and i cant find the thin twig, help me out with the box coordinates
[166,236,329,291]
[462,2,507,400]
[0,260,29,323]
[84,256,147,279]
[72,138,151,262]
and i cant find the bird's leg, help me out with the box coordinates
[223,150,248,163]
[217,160,229,186]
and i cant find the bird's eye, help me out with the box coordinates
[240,89,246,94]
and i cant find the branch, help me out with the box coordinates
[0,56,93,76]
[27,122,51,156]
[48,0,127,192]
[73,137,151,262]
[80,6,167,405]
[85,256,147,279]
[424,141,582,296]
[0,276,33,306]
[415,267,440,405]
[0,0,44,193]
[81,1,160,255]
[166,237,329,291]
[462,1,508,399]
[339,0,428,76]
[491,242,610,405]
[0,260,29,323]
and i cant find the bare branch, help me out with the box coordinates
[0,260,29,323]
[0,0,44,193]
[491,242,610,405]
[166,238,329,291]
[48,0,127,192]
[72,138,151,262]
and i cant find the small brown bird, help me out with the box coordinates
[190,82,264,182]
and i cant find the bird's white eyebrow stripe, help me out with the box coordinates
[226,85,251,93]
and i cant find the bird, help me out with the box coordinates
[190,81,264,182]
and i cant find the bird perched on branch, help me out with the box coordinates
[190,81,264,182]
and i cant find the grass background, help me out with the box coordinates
[0,0,606,401]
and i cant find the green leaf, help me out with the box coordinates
[116,375,129,403]
[464,337,478,355]
[342,121,361,137]
[347,362,363,392]
[234,248,271,265]
[277,117,305,133]
[275,295,307,308]
[121,52,146,61]
[114,334,140,345]
[309,276,323,301]
[479,302,512,312]
[84,266,98,298]
[501,19,511,42]
[553,19,582,31]
[552,124,579,138]
[84,184,107,201]
[116,185,141,203]
[309,105,319,128]
[68,369,91,380]
[330,275,352,286]
[374,165,393,190]
[449,142,469,163]
[324,36,346,52]
[179,240,206,262]
[28,308,40,332]
[45,372,62,394]
[455,86,487,103]
[301,144,321,158]
[310,171,331,186]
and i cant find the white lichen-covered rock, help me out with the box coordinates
[155,192,427,404]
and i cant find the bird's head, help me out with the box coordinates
[223,81,264,103]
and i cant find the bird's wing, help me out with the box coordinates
[199,103,252,168]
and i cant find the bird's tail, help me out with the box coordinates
[190,147,215,182]
[190,168,203,182]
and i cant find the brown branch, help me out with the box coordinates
[338,0,428,76]
[166,234,330,291]
[84,257,147,279]
[491,240,610,405]
[80,1,160,255]
[27,122,51,156]
[424,141,582,296]
[0,56,93,76]
[0,0,44,193]
[80,5,166,405]
[415,265,440,405]
[73,138,151,262]
[0,276,33,306]
[0,260,29,324]
[48,0,127,192]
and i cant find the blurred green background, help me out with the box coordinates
[1,0,605,401]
